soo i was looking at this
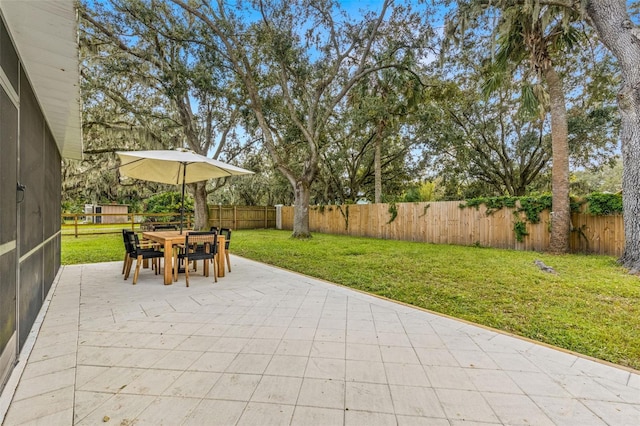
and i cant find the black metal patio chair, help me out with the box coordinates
[123,232,164,284]
[219,228,232,272]
[152,224,178,231]
[174,231,218,287]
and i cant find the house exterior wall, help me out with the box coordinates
[0,14,61,391]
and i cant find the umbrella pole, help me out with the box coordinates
[180,163,186,234]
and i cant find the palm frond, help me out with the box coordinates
[520,84,540,118]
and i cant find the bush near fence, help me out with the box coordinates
[280,201,624,257]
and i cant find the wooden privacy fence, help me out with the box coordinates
[279,201,624,257]
[208,205,276,230]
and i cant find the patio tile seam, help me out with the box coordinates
[15,350,79,367]
[0,265,75,425]
[369,319,402,421]
[9,369,77,402]
[75,393,161,425]
[8,382,76,406]
[479,391,564,423]
[191,397,447,418]
[241,257,640,376]
[529,394,611,425]
[349,305,409,423]
[10,260,639,425]
[1,386,75,426]
[572,396,640,409]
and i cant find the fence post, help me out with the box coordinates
[264,206,268,228]
[234,206,237,230]
[219,204,223,229]
[74,214,79,238]
[275,205,283,230]
[131,213,135,231]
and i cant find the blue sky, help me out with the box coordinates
[339,0,385,14]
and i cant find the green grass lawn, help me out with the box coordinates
[62,229,640,370]
[62,233,124,265]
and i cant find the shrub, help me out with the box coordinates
[145,191,194,222]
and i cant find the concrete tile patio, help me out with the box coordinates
[1,256,639,425]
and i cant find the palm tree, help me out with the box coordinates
[477,3,583,252]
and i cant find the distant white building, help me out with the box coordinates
[84,204,129,224]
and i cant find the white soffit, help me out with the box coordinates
[1,0,82,160]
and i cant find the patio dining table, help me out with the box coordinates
[142,230,226,285]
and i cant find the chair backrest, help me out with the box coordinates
[124,231,141,255]
[153,224,177,231]
[122,229,135,254]
[209,226,219,234]
[185,231,218,255]
[219,228,231,248]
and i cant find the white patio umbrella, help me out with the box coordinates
[116,149,254,233]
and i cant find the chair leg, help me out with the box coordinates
[213,257,218,283]
[124,257,133,280]
[203,258,209,277]
[173,251,179,282]
[122,252,128,274]
[225,251,231,272]
[184,256,190,287]
[133,255,143,285]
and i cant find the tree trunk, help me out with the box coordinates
[544,65,571,253]
[586,1,640,271]
[192,181,209,230]
[374,134,382,203]
[292,180,311,238]
[373,124,385,204]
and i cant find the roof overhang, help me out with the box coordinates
[0,0,82,160]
